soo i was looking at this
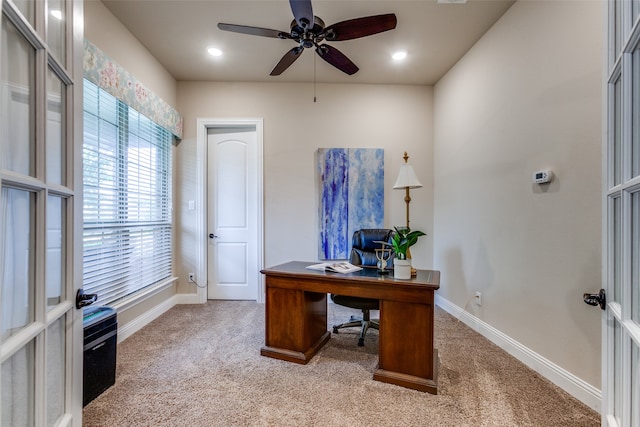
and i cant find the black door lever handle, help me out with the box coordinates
[76,289,98,309]
[583,289,606,310]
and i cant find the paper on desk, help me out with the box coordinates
[306,262,362,274]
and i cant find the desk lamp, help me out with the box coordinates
[393,151,423,275]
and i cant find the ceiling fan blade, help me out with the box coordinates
[289,0,314,30]
[218,23,290,39]
[315,44,359,75]
[270,47,304,76]
[322,14,397,41]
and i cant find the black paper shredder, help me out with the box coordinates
[83,305,117,406]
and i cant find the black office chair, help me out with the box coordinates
[330,228,394,346]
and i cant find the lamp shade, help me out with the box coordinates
[393,163,423,189]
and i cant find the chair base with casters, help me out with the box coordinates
[330,294,380,347]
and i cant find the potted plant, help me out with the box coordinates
[391,226,426,279]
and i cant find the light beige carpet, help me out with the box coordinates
[83,301,599,426]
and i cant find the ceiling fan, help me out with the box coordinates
[217,0,397,76]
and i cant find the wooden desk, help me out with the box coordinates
[260,261,440,393]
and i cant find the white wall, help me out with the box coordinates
[175,82,434,294]
[434,0,603,391]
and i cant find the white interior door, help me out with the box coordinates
[1,0,83,425]
[602,1,640,425]
[207,127,260,300]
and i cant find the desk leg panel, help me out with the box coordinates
[376,298,437,393]
[374,349,438,394]
[262,285,329,364]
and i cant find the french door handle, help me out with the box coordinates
[583,289,606,310]
[76,289,98,309]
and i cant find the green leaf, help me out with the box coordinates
[391,226,426,258]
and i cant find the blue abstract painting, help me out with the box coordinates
[317,148,384,260]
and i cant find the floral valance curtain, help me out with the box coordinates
[83,40,183,139]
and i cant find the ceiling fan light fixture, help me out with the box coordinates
[207,47,223,57]
[392,51,407,61]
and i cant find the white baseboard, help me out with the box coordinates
[174,292,204,305]
[435,294,601,412]
[116,292,600,411]
[116,293,204,343]
[117,295,179,343]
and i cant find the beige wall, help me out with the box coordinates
[434,0,603,389]
[83,0,179,330]
[84,0,177,107]
[175,82,435,294]
[84,0,604,399]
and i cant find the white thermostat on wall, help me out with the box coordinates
[533,169,553,184]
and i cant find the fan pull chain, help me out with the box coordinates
[313,54,317,103]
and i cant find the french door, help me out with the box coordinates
[604,0,640,425]
[0,0,83,426]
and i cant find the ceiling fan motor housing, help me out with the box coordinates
[290,16,325,42]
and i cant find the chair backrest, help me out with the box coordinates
[349,229,394,267]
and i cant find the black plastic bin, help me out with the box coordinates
[83,306,117,406]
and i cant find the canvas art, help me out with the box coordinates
[317,148,384,260]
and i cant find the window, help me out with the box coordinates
[82,79,172,306]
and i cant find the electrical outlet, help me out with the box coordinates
[188,273,195,283]
[475,291,482,306]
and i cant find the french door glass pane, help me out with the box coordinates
[46,317,66,426]
[47,195,65,310]
[614,195,622,303]
[633,343,640,427]
[614,321,623,424]
[46,0,66,63]
[614,77,623,186]
[1,188,35,340]
[614,0,623,61]
[11,0,34,26]
[633,48,640,178]
[1,340,35,427]
[47,68,66,185]
[633,191,640,325]
[1,15,35,177]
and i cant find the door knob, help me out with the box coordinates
[209,233,219,238]
[583,289,606,310]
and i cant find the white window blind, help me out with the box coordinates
[83,79,172,306]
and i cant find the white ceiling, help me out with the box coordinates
[101,0,514,85]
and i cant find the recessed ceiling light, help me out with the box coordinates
[207,47,223,57]
[392,51,407,61]
[50,10,62,20]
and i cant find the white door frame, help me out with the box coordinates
[195,118,264,303]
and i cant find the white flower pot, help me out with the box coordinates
[394,259,412,280]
